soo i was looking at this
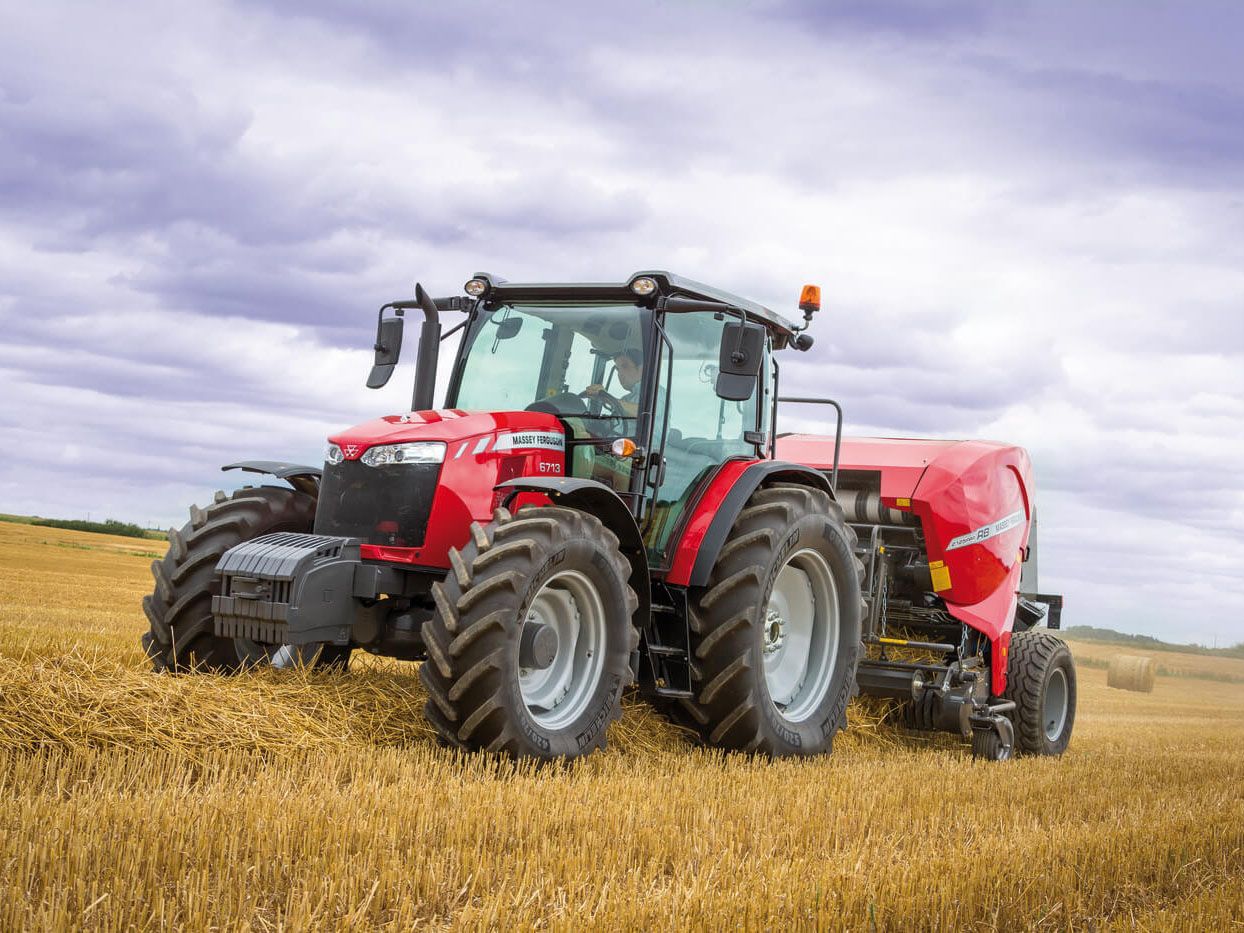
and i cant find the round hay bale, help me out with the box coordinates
[1107,654,1156,693]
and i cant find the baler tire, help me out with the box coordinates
[1003,629,1076,756]
[677,484,864,756]
[141,485,332,673]
[971,717,1014,761]
[419,505,639,759]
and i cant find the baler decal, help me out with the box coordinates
[945,510,1024,551]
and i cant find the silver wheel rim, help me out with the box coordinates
[762,548,840,723]
[518,569,607,730]
[234,638,321,669]
[1044,666,1069,741]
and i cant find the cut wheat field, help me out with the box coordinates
[1,520,1242,931]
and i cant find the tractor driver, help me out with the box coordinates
[583,348,643,417]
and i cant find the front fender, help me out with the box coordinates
[223,460,322,497]
[666,460,833,588]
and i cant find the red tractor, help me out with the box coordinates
[142,272,1074,761]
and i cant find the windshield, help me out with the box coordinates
[450,303,651,436]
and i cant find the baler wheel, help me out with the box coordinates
[677,484,863,756]
[1003,629,1076,756]
[141,486,349,672]
[971,716,1014,761]
[419,505,639,759]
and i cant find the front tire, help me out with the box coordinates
[678,484,863,756]
[419,506,639,758]
[141,486,350,673]
[1003,629,1076,756]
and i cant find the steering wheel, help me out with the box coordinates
[526,392,589,416]
[578,390,627,419]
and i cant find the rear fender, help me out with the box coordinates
[494,477,651,639]
[223,461,322,498]
[666,460,833,588]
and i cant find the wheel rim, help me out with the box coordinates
[518,570,607,730]
[233,638,321,669]
[762,548,839,723]
[1044,666,1069,741]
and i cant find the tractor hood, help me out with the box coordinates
[328,409,566,461]
[318,409,569,570]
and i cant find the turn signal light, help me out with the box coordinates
[611,437,637,457]
[799,284,821,313]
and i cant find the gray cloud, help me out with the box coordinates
[0,0,1241,645]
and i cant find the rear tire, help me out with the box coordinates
[677,484,863,756]
[419,506,639,759]
[141,486,350,673]
[1003,629,1076,756]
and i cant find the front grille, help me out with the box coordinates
[314,459,441,547]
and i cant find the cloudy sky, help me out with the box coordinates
[2,1,1241,645]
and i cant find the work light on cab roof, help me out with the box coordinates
[141,268,1073,767]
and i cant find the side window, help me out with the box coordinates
[646,313,760,557]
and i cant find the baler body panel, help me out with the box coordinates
[776,435,955,501]
[908,440,1033,610]
[323,409,563,570]
[777,433,1036,695]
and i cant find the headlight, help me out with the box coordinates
[361,441,446,466]
[325,442,344,464]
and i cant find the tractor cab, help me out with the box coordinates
[435,272,812,560]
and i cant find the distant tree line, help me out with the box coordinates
[1064,625,1244,658]
[31,518,160,540]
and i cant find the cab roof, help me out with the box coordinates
[472,270,800,340]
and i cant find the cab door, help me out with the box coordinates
[644,312,762,560]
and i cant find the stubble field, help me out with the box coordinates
[1,519,1242,930]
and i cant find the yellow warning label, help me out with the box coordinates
[896,497,911,508]
[929,560,952,592]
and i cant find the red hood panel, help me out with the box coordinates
[329,409,564,458]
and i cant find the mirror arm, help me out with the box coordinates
[719,306,750,364]
[439,319,467,343]
[373,303,405,352]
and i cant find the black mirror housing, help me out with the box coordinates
[367,313,404,388]
[715,320,765,401]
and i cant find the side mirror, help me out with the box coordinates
[715,320,765,401]
[366,313,404,388]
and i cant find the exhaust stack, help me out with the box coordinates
[411,282,441,412]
